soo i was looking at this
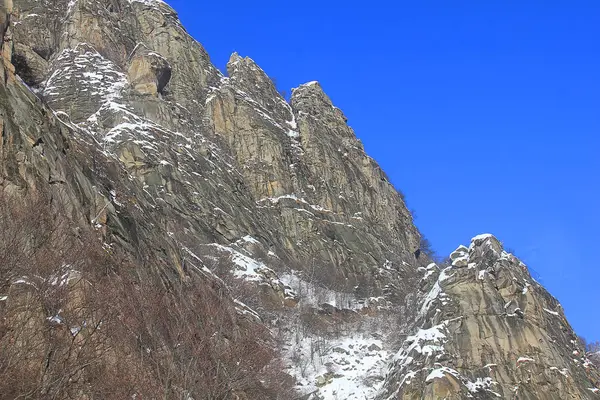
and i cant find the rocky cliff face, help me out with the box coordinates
[378,235,600,399]
[10,0,421,294]
[0,0,598,399]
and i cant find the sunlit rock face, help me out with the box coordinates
[1,0,598,398]
[10,0,420,294]
[378,234,600,400]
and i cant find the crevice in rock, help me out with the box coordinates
[11,52,38,88]
[414,248,421,259]
[157,67,172,95]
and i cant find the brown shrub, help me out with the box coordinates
[0,191,285,399]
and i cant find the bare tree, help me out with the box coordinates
[0,190,285,399]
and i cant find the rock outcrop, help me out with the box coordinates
[0,0,597,399]
[378,234,600,399]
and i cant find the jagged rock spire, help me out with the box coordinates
[378,233,600,399]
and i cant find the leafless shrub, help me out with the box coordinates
[0,190,284,399]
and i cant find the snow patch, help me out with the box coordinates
[390,321,452,385]
[239,235,260,244]
[259,194,333,214]
[128,0,169,9]
[451,255,469,267]
[465,377,497,395]
[471,233,495,242]
[425,366,459,382]
[207,244,266,281]
[284,332,389,400]
[420,263,438,281]
[517,356,535,363]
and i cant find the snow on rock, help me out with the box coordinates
[129,0,166,4]
[449,245,468,259]
[517,356,535,364]
[258,194,333,214]
[386,320,454,392]
[44,44,128,121]
[418,263,438,281]
[393,322,447,366]
[284,332,390,400]
[469,233,504,256]
[422,365,499,397]
[12,268,81,290]
[471,233,495,243]
[452,255,469,267]
[466,233,507,260]
[127,0,172,11]
[544,308,560,316]
[13,277,37,288]
[207,243,270,281]
[275,272,398,399]
[200,243,298,304]
[425,365,460,382]
[181,247,226,286]
[465,377,497,394]
[208,71,305,154]
[449,245,470,267]
[239,235,260,244]
[405,325,447,345]
[418,264,453,318]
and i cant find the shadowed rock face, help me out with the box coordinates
[0,0,598,399]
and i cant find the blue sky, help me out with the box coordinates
[166,0,600,341]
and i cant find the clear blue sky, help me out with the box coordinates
[166,0,600,342]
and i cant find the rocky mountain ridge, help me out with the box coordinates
[378,234,600,399]
[0,0,598,398]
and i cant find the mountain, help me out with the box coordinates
[0,0,598,398]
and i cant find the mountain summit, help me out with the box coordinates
[0,0,598,398]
